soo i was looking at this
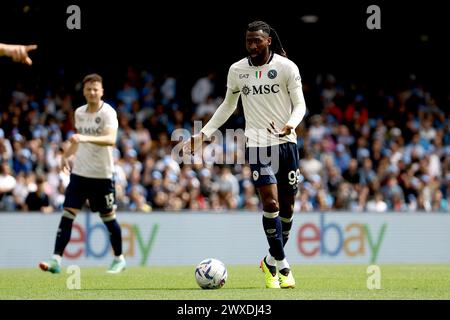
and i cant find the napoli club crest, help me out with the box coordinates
[268,69,277,79]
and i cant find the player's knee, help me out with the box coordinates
[99,210,116,222]
[280,204,294,217]
[63,208,78,219]
[262,199,279,213]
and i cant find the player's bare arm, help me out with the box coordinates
[70,127,117,146]
[60,142,79,174]
[184,87,240,155]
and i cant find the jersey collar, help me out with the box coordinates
[247,51,274,67]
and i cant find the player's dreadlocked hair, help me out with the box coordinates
[247,20,287,57]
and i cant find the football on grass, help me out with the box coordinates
[194,258,228,289]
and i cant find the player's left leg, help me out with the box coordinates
[273,143,301,288]
[276,143,300,247]
[90,179,126,273]
[279,194,295,247]
[277,194,296,288]
[264,192,296,288]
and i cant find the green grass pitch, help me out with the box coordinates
[0,265,449,300]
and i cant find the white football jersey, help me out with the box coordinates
[71,102,118,179]
[227,53,303,147]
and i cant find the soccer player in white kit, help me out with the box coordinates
[186,21,307,288]
[39,74,126,274]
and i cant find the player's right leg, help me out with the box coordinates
[39,208,78,274]
[39,174,84,274]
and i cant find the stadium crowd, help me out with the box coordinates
[0,68,449,213]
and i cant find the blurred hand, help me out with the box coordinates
[183,133,204,156]
[1,44,38,65]
[69,134,86,143]
[267,121,293,137]
[60,156,71,175]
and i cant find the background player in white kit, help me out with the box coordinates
[185,21,307,288]
[39,74,126,274]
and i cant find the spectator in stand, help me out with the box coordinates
[117,82,139,112]
[160,74,177,106]
[365,192,388,212]
[0,129,13,163]
[24,175,52,213]
[308,115,328,144]
[0,48,449,214]
[195,95,220,120]
[334,144,351,173]
[191,71,216,106]
[300,150,323,179]
[0,162,17,210]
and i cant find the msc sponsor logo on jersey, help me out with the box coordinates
[241,84,280,96]
[95,117,101,124]
[79,127,102,135]
[242,85,251,96]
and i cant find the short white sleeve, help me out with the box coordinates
[104,106,118,130]
[226,65,240,92]
[286,61,302,91]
